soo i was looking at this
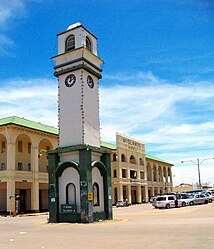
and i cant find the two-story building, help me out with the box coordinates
[0,116,173,213]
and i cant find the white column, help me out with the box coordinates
[31,181,39,211]
[31,146,39,172]
[118,184,123,201]
[7,143,16,170]
[144,185,149,202]
[7,179,15,213]
[128,185,131,203]
[137,185,142,203]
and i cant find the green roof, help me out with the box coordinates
[146,154,173,165]
[0,116,58,135]
[100,141,116,150]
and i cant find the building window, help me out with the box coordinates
[122,169,127,178]
[28,143,31,154]
[86,36,92,52]
[130,170,137,179]
[140,171,144,179]
[0,163,6,170]
[66,183,76,205]
[93,182,100,206]
[121,154,126,162]
[113,153,117,161]
[130,155,136,164]
[18,162,23,171]
[18,141,23,152]
[113,169,117,178]
[28,163,31,171]
[65,35,75,52]
[1,141,5,153]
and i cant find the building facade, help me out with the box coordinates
[0,117,173,213]
[0,117,58,213]
[102,133,173,204]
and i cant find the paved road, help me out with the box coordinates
[1,203,214,249]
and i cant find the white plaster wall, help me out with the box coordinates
[58,167,80,213]
[82,72,100,147]
[91,153,101,162]
[58,70,82,147]
[92,167,104,212]
[60,151,79,164]
[58,69,100,148]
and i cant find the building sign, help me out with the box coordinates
[130,179,140,184]
[61,204,77,213]
[117,133,145,152]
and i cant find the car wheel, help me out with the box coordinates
[204,200,208,204]
[182,202,186,207]
[165,204,170,209]
[189,201,194,206]
[209,199,212,203]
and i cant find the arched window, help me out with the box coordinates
[65,35,75,52]
[93,182,100,206]
[121,154,126,162]
[130,155,136,164]
[66,183,76,204]
[113,153,117,162]
[113,169,117,178]
[86,36,92,52]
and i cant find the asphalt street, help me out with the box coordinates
[1,203,214,249]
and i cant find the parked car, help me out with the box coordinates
[176,193,191,207]
[203,192,214,203]
[152,195,178,209]
[188,194,209,206]
[116,200,130,207]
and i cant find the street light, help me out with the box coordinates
[181,157,214,189]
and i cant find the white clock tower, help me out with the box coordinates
[52,22,103,148]
[49,23,112,224]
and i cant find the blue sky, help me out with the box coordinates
[0,0,214,186]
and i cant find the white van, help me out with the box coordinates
[152,195,177,209]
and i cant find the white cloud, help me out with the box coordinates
[0,0,44,55]
[0,78,58,126]
[0,1,25,28]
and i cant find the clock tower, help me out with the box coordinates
[48,23,112,224]
[52,22,103,148]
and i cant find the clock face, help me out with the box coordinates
[87,75,94,89]
[65,74,76,87]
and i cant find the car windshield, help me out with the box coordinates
[156,197,166,201]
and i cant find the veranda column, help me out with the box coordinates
[7,179,15,213]
[128,185,131,203]
[118,184,123,201]
[144,185,149,202]
[31,146,40,211]
[137,185,142,204]
[7,143,15,170]
[6,142,16,213]
[31,181,39,212]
